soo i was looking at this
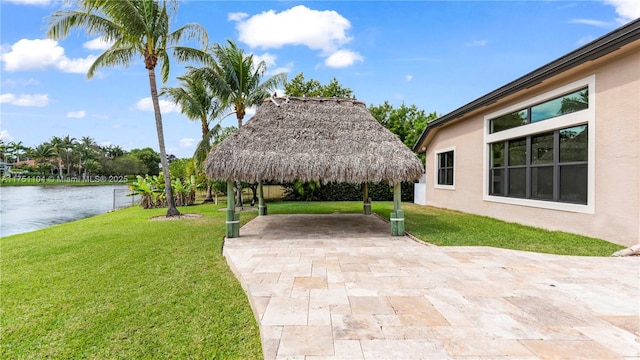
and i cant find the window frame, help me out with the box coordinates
[434,146,456,190]
[483,75,595,214]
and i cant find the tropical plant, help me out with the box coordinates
[33,144,56,176]
[190,40,286,206]
[83,158,102,177]
[129,175,164,209]
[161,72,225,202]
[57,135,77,176]
[7,141,29,163]
[129,174,195,208]
[101,144,125,159]
[284,73,354,98]
[47,0,210,216]
[171,176,196,206]
[46,136,64,175]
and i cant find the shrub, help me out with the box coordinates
[283,181,414,202]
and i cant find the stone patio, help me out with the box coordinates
[222,214,640,359]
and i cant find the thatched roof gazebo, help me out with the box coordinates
[205,96,424,237]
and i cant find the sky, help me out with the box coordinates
[1,0,639,158]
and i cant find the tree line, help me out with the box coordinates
[0,136,161,179]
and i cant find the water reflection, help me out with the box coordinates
[0,185,136,237]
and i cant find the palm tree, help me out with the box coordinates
[191,40,286,206]
[59,135,77,176]
[33,144,56,176]
[47,136,64,176]
[83,159,102,177]
[101,144,125,159]
[47,0,209,217]
[161,73,225,202]
[9,141,28,163]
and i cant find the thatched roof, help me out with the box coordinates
[204,97,424,184]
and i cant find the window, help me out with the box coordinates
[483,75,595,213]
[435,148,455,189]
[489,88,588,134]
[489,125,588,204]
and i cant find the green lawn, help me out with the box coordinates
[266,201,623,256]
[1,200,623,358]
[1,204,262,359]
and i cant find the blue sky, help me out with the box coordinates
[1,0,638,158]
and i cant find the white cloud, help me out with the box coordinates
[324,49,363,68]
[252,53,291,75]
[232,6,363,68]
[0,38,96,74]
[245,106,257,118]
[569,18,613,28]
[1,39,64,71]
[405,75,413,82]
[135,97,181,113]
[253,53,291,75]
[0,93,49,107]
[466,39,488,47]
[233,5,352,54]
[179,138,196,147]
[56,54,98,73]
[66,110,86,118]
[253,53,277,68]
[604,0,640,22]
[0,130,14,142]
[83,37,114,51]
[228,12,248,22]
[269,66,291,75]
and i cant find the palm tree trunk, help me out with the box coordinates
[235,114,244,208]
[148,67,180,217]
[204,182,214,202]
[201,119,214,203]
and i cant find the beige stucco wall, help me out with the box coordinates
[422,46,639,247]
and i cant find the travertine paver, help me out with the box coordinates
[223,214,640,360]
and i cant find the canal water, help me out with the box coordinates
[0,185,137,237]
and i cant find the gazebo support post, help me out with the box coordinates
[363,182,371,215]
[391,182,405,236]
[258,180,267,216]
[226,180,239,238]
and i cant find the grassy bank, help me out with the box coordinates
[2,201,623,358]
[1,204,262,359]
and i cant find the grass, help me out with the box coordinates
[1,204,262,359]
[267,201,623,256]
[2,200,624,358]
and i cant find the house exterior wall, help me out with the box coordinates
[422,46,639,247]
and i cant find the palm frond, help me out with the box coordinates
[87,46,137,78]
[169,23,208,48]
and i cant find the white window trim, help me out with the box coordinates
[434,146,456,190]
[482,75,595,214]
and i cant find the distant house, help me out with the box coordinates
[413,19,640,247]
